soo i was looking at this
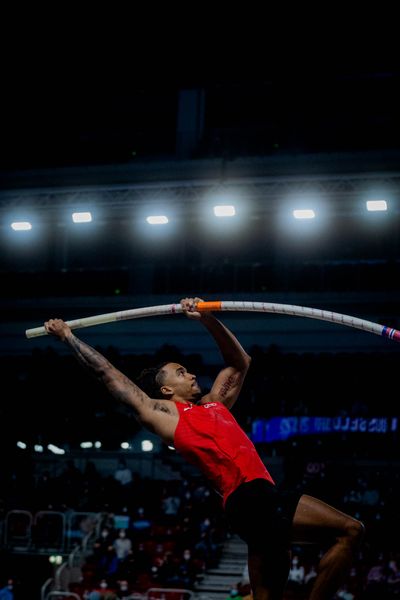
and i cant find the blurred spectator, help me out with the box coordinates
[176,548,203,587]
[132,507,152,533]
[97,547,119,579]
[115,579,131,598]
[304,563,318,588]
[92,527,113,555]
[288,554,305,587]
[364,553,387,598]
[113,459,132,487]
[87,579,117,600]
[387,556,400,595]
[162,491,181,522]
[225,585,243,600]
[113,528,132,561]
[0,580,14,600]
[334,584,355,599]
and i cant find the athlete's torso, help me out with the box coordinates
[173,401,274,504]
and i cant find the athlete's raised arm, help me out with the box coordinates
[44,319,178,442]
[181,298,251,408]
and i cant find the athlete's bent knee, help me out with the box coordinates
[344,518,365,546]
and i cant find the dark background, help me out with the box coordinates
[1,11,399,171]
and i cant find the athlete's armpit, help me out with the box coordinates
[153,401,173,414]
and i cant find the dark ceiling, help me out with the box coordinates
[1,17,399,171]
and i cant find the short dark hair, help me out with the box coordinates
[136,362,169,399]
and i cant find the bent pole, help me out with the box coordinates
[25,300,400,343]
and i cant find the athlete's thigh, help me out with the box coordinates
[291,494,358,544]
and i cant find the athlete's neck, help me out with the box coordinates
[173,398,193,405]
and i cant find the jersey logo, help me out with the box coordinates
[183,404,193,411]
[203,403,218,408]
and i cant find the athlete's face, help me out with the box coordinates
[159,363,201,401]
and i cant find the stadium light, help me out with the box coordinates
[366,200,387,212]
[141,440,154,452]
[72,211,92,223]
[146,215,169,225]
[293,209,315,220]
[213,205,236,217]
[11,221,32,231]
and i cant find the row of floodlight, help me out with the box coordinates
[16,439,157,454]
[8,200,388,231]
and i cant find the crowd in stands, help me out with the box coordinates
[2,445,400,598]
[1,457,227,599]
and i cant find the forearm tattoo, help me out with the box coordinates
[112,377,149,413]
[68,335,110,374]
[67,335,144,408]
[66,335,172,418]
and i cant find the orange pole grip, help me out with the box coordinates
[196,301,222,312]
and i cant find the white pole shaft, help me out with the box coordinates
[25,304,184,338]
[25,300,400,343]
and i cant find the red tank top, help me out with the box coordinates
[173,401,274,504]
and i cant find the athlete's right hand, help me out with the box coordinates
[44,318,72,342]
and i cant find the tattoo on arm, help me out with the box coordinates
[218,374,237,398]
[68,336,110,373]
[67,334,148,411]
[111,379,149,414]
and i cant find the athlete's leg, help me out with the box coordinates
[291,494,365,600]
[247,545,291,600]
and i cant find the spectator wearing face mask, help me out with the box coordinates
[93,528,113,556]
[225,585,243,600]
[113,528,132,561]
[87,579,117,600]
[177,549,203,587]
[116,579,131,598]
[287,555,305,588]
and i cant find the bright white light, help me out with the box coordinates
[94,441,102,448]
[213,205,236,217]
[141,440,154,452]
[49,555,63,565]
[11,221,32,231]
[72,211,92,223]
[47,444,65,455]
[120,442,130,450]
[80,441,93,449]
[16,441,27,449]
[34,445,44,453]
[366,200,387,212]
[167,445,175,451]
[293,209,315,220]
[146,215,169,225]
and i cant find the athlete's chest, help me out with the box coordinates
[177,402,235,429]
